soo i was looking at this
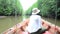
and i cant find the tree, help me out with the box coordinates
[0,0,23,16]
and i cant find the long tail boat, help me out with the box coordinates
[2,19,60,34]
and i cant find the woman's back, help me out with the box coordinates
[26,15,42,33]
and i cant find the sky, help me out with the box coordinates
[19,0,37,12]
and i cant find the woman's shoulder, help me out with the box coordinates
[36,15,41,17]
[30,15,41,18]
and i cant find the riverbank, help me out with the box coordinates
[0,16,6,18]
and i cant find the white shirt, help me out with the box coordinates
[26,15,42,33]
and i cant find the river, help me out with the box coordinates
[0,16,60,33]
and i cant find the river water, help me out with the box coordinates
[42,17,60,26]
[0,16,60,33]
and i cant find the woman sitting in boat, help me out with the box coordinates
[25,8,47,34]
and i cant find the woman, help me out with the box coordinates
[25,8,43,34]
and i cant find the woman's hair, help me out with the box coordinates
[37,12,40,16]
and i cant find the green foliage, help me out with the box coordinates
[38,0,60,19]
[0,0,23,16]
[1,0,59,19]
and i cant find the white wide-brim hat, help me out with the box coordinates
[32,8,40,15]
